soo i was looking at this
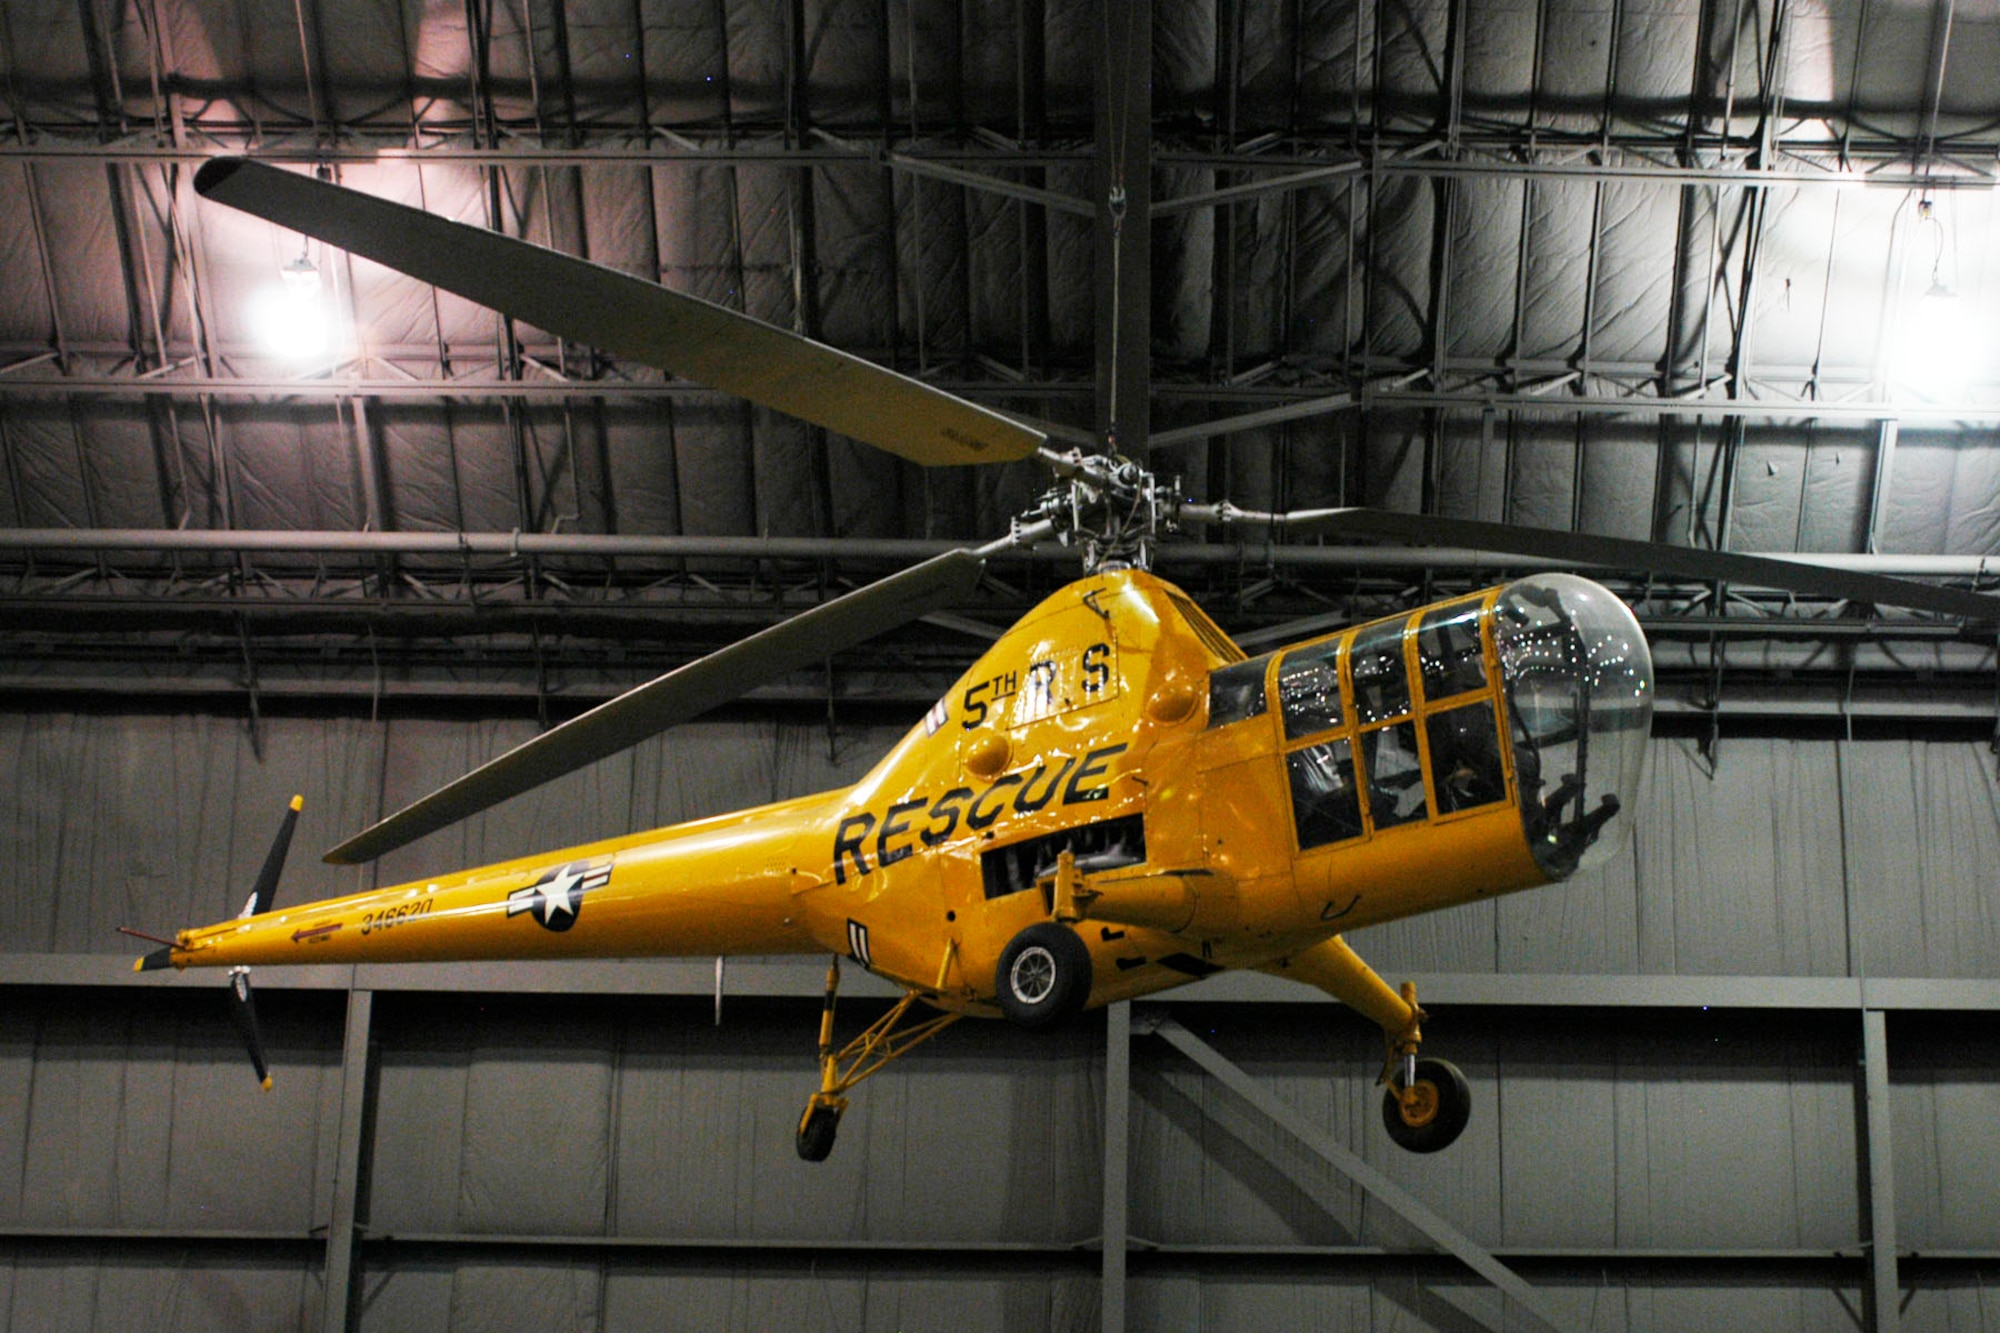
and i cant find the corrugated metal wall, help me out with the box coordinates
[3,712,1999,1330]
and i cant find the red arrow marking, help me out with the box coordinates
[292,923,342,944]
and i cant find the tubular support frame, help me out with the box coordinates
[804,949,964,1121]
[1263,937,1431,1111]
[1387,980,1429,1118]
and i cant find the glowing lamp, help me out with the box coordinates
[255,252,330,361]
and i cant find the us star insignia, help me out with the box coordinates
[507,859,613,933]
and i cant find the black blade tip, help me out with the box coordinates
[193,156,248,198]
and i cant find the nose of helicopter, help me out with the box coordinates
[1491,573,1653,879]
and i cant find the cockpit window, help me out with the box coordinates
[1278,638,1344,739]
[1207,653,1272,728]
[1426,701,1507,814]
[1349,617,1411,724]
[1360,721,1427,827]
[1288,739,1362,848]
[1417,600,1488,701]
[1493,574,1653,879]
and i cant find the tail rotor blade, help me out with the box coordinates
[246,795,304,918]
[227,967,273,1092]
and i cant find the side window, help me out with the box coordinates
[1349,618,1411,724]
[1288,739,1362,848]
[1417,600,1488,702]
[1207,653,1272,728]
[1277,639,1344,739]
[1360,721,1427,828]
[1427,702,1508,815]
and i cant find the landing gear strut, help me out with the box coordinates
[1264,938,1475,1155]
[796,954,962,1162]
[1378,981,1471,1153]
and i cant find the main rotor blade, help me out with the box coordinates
[1187,505,2000,621]
[324,549,988,864]
[194,157,1043,468]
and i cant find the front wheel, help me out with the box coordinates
[797,1102,842,1162]
[1382,1057,1471,1153]
[994,923,1092,1030]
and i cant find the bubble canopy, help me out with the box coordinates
[1491,573,1654,879]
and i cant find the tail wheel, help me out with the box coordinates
[796,1101,843,1162]
[1382,1057,1471,1153]
[994,923,1092,1030]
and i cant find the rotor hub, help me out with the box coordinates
[1024,450,1183,574]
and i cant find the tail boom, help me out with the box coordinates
[146,797,833,973]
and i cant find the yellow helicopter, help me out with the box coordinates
[132,158,2000,1163]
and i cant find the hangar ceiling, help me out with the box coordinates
[0,0,1996,723]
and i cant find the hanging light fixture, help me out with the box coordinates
[255,241,331,361]
[280,250,321,299]
[1918,197,1958,308]
[1899,195,1975,394]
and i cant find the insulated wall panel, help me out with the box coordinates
[1844,741,2000,979]
[0,713,385,954]
[1886,1013,2000,1252]
[364,996,1102,1246]
[1359,737,1855,977]
[1128,1273,1864,1333]
[0,989,344,1234]
[603,1265,1101,1332]
[355,1258,1101,1333]
[0,1248,322,1333]
[1130,1008,1859,1254]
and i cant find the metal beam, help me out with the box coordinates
[4,526,1996,581]
[1862,1008,1902,1333]
[1095,0,1150,453]
[1151,160,1363,216]
[1147,1015,1580,1333]
[0,141,1094,169]
[1369,386,2000,424]
[881,150,1093,217]
[1159,147,1998,192]
[24,952,2000,1009]
[323,988,373,1333]
[0,1223,1976,1268]
[1101,1001,1130,1333]
[0,667,1990,717]
[1866,419,1900,554]
[6,137,1992,193]
[1145,390,1357,449]
[6,366,2000,426]
[0,370,1095,405]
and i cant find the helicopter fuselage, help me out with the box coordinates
[157,568,1652,1022]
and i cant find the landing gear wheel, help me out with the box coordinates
[1382,1057,1471,1153]
[797,1101,843,1162]
[994,923,1092,1030]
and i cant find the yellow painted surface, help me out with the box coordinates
[155,570,1559,1029]
[166,790,835,969]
